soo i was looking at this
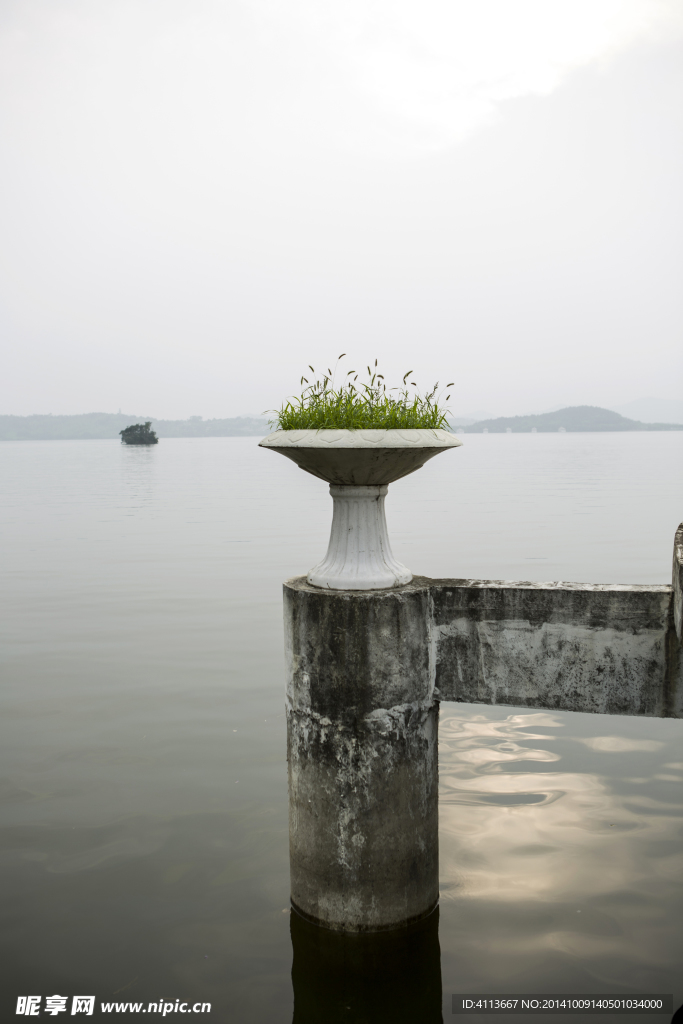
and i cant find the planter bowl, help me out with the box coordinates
[258,428,461,485]
[258,429,462,590]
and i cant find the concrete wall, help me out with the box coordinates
[430,525,683,717]
[431,580,679,717]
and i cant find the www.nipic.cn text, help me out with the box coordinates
[16,996,211,1015]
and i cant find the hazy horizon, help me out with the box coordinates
[4,395,683,426]
[2,1,682,419]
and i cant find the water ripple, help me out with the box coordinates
[438,708,683,988]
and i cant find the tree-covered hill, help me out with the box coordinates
[457,405,683,433]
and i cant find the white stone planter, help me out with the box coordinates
[258,429,462,590]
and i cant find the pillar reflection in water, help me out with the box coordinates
[290,906,442,1024]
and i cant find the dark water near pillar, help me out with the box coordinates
[1,434,682,1022]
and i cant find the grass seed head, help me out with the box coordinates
[272,359,453,430]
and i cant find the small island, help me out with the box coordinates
[119,421,159,445]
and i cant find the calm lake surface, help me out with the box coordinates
[1,433,682,1022]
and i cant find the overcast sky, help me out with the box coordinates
[1,0,682,418]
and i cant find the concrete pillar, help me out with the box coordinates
[673,522,683,644]
[284,576,438,932]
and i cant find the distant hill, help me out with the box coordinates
[459,405,683,433]
[0,413,270,441]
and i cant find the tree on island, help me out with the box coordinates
[119,421,159,445]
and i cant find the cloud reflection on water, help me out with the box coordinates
[438,708,683,990]
[572,736,665,753]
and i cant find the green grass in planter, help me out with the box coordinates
[271,358,454,431]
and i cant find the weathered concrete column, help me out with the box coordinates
[673,522,683,643]
[284,576,438,932]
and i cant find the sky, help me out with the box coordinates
[1,0,682,419]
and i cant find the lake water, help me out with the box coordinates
[1,433,682,1022]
